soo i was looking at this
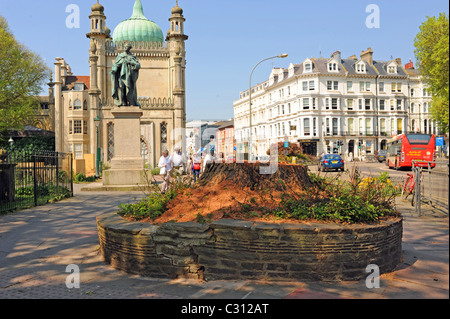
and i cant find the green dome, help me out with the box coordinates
[113,0,164,44]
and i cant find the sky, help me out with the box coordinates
[0,0,448,121]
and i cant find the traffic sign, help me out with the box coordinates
[284,142,289,148]
[436,137,444,147]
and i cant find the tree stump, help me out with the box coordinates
[198,162,312,191]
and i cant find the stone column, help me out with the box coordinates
[54,58,63,153]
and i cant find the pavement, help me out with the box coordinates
[0,181,448,301]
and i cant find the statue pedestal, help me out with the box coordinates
[103,107,147,187]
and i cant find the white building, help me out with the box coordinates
[233,48,440,160]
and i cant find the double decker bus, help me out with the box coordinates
[386,133,436,169]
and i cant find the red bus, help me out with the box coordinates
[386,133,436,169]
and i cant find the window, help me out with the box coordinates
[332,118,339,136]
[390,100,395,111]
[388,66,397,74]
[83,100,88,110]
[328,63,337,72]
[303,81,308,91]
[74,144,83,159]
[304,118,310,136]
[83,121,88,134]
[74,120,82,134]
[312,98,317,110]
[391,83,396,93]
[410,103,415,113]
[281,105,285,115]
[365,119,372,135]
[69,121,73,134]
[380,119,386,136]
[305,62,312,72]
[74,99,82,110]
[410,88,414,97]
[347,99,354,110]
[347,81,353,92]
[397,99,402,110]
[365,99,371,110]
[360,82,365,92]
[106,122,114,162]
[309,81,315,91]
[366,82,371,92]
[332,98,338,110]
[423,103,428,113]
[325,98,330,110]
[69,100,72,110]
[161,122,168,153]
[74,83,84,91]
[359,99,363,110]
[348,118,355,135]
[302,98,310,110]
[327,81,338,91]
[397,83,402,92]
[356,63,366,73]
[379,82,385,92]
[380,100,385,111]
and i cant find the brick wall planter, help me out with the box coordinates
[97,213,403,281]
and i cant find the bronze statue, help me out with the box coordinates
[111,44,141,107]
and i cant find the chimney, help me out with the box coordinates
[360,47,374,66]
[347,54,358,60]
[395,58,402,66]
[331,50,341,63]
[405,59,414,69]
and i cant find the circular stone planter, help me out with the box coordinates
[96,213,403,281]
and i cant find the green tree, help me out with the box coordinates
[414,13,449,133]
[0,16,49,138]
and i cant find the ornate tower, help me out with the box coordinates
[86,1,107,155]
[166,1,188,150]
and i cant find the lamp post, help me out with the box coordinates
[248,53,288,161]
[94,115,101,178]
[8,137,14,149]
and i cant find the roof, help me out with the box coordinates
[63,76,90,91]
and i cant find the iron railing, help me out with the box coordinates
[412,160,449,216]
[0,150,73,213]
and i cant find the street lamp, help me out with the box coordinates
[94,115,101,178]
[248,53,288,161]
[8,137,14,148]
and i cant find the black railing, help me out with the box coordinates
[0,150,73,213]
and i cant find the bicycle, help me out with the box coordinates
[401,168,422,207]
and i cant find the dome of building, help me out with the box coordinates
[91,1,104,13]
[113,0,164,44]
[171,5,183,15]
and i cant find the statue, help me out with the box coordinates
[111,44,141,107]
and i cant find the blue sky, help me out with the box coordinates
[0,0,448,121]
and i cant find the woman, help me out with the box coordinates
[192,152,202,182]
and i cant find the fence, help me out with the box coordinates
[0,150,73,213]
[412,160,449,216]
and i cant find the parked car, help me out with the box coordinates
[376,149,387,163]
[318,154,345,172]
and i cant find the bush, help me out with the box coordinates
[74,173,97,183]
[117,189,177,221]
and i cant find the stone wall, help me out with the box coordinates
[97,213,403,281]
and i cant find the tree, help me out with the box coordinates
[0,16,49,139]
[414,13,449,133]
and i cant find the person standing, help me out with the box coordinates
[158,150,172,194]
[192,152,202,182]
[172,147,184,183]
[203,150,215,173]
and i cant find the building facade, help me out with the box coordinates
[233,48,440,160]
[52,0,188,174]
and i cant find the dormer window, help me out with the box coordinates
[74,83,84,91]
[328,62,338,72]
[356,62,366,73]
[388,66,397,74]
[303,59,313,73]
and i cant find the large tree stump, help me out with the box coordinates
[198,162,312,191]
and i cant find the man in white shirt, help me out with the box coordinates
[172,147,184,183]
[202,150,215,173]
[158,150,172,194]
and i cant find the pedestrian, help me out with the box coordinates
[172,147,184,183]
[158,150,172,194]
[203,150,215,173]
[192,152,202,182]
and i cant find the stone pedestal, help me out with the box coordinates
[103,107,147,186]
